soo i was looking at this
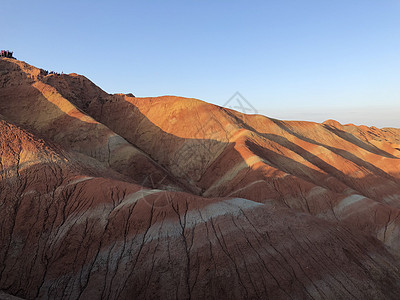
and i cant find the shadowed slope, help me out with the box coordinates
[43,73,400,253]
[0,58,187,191]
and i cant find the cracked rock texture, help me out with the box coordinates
[1,58,400,299]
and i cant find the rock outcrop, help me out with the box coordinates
[1,58,400,299]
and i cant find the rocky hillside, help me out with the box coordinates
[1,57,400,299]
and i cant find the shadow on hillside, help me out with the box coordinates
[61,87,400,203]
[267,119,400,184]
[5,57,400,203]
[322,124,399,159]
[0,59,230,195]
[0,60,189,190]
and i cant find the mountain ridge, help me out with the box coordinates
[1,57,400,299]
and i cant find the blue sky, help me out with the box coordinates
[2,0,400,127]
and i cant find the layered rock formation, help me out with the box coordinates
[1,57,400,299]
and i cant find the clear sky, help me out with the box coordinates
[2,0,400,128]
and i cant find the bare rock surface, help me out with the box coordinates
[1,58,400,299]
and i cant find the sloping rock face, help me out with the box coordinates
[0,59,185,192]
[1,58,400,299]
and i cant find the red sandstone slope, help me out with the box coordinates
[1,58,400,299]
[47,75,400,253]
[0,58,187,192]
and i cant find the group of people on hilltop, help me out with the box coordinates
[0,50,14,58]
[41,69,63,76]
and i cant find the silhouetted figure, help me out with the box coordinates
[0,50,14,58]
